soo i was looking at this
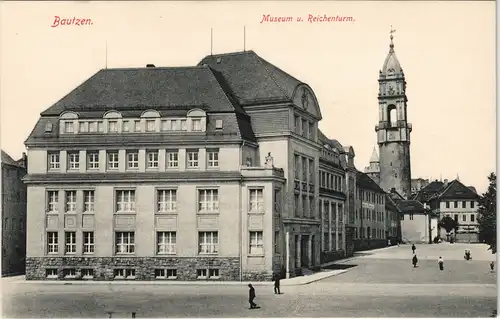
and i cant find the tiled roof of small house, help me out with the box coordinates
[397,200,426,213]
[434,179,480,200]
[356,170,384,193]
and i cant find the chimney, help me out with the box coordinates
[19,152,27,169]
[146,64,156,68]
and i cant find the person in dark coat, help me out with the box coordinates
[490,261,495,272]
[411,244,416,254]
[248,284,257,309]
[273,274,281,294]
[412,254,418,268]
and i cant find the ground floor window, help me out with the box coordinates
[155,268,177,279]
[114,268,135,279]
[81,269,94,279]
[63,269,77,279]
[197,268,220,279]
[46,268,58,279]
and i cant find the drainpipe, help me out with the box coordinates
[239,140,245,281]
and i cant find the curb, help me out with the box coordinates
[5,269,353,287]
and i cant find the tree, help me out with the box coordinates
[438,216,459,241]
[478,172,496,254]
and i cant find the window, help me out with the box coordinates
[215,119,223,129]
[108,120,118,133]
[301,119,307,136]
[197,269,207,279]
[454,201,458,208]
[115,232,135,254]
[134,120,141,132]
[249,231,264,255]
[47,191,59,213]
[198,189,219,212]
[147,150,159,168]
[462,215,467,222]
[83,190,95,212]
[409,214,414,220]
[83,232,94,254]
[114,269,135,279]
[294,115,300,133]
[446,201,450,208]
[65,191,77,212]
[308,159,314,183]
[122,121,130,132]
[146,120,156,132]
[274,189,281,213]
[180,120,187,131]
[302,157,307,180]
[48,152,60,170]
[249,189,264,212]
[79,122,88,132]
[187,150,199,168]
[171,120,180,131]
[294,155,300,179]
[274,230,280,253]
[89,122,97,132]
[82,269,94,279]
[107,151,119,169]
[454,214,458,222]
[46,268,58,279]
[302,195,307,217]
[462,201,466,208]
[87,152,99,169]
[126,151,139,169]
[155,268,177,279]
[207,149,219,168]
[209,269,219,279]
[63,269,77,278]
[65,232,76,254]
[308,122,313,139]
[116,190,136,212]
[166,150,179,168]
[161,120,171,131]
[98,121,104,133]
[64,121,74,133]
[294,194,300,217]
[157,232,176,254]
[47,232,58,254]
[192,119,202,131]
[157,189,176,212]
[199,231,218,254]
[471,201,475,208]
[471,214,475,222]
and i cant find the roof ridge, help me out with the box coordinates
[208,50,255,58]
[102,66,207,71]
[253,54,290,99]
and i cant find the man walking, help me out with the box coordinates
[411,244,416,254]
[248,284,258,309]
[438,256,444,271]
[412,254,418,268]
[273,273,281,294]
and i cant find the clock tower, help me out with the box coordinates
[375,28,412,199]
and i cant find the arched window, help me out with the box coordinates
[387,105,397,126]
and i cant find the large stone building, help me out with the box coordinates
[24,50,361,281]
[2,150,28,276]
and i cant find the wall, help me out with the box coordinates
[401,214,429,243]
[2,163,27,276]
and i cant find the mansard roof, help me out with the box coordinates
[40,66,247,116]
[199,50,304,106]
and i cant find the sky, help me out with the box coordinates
[0,1,496,193]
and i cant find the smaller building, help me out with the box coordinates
[427,179,480,243]
[385,194,402,244]
[2,150,27,277]
[390,189,430,244]
[411,178,430,195]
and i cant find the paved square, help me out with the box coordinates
[2,243,496,318]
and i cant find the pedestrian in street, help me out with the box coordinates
[490,261,495,272]
[412,254,418,268]
[248,284,258,309]
[411,244,416,254]
[438,256,444,271]
[273,273,281,294]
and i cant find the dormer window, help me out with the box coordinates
[146,120,156,132]
[133,120,141,132]
[122,121,130,132]
[79,122,88,133]
[192,119,202,131]
[44,122,53,132]
[180,120,187,131]
[108,121,118,133]
[64,122,74,133]
[98,121,104,133]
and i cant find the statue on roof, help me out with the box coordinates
[265,152,274,168]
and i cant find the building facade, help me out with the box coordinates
[24,50,339,281]
[375,33,412,199]
[354,171,387,250]
[317,131,347,263]
[428,180,480,242]
[2,150,28,276]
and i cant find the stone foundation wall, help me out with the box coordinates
[320,250,346,264]
[242,270,273,282]
[26,257,240,281]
